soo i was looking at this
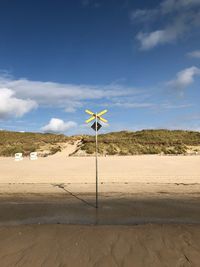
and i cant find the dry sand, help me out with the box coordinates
[0,155,200,266]
[0,154,199,185]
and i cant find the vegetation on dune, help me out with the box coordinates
[0,129,200,157]
[0,131,69,157]
[80,129,200,155]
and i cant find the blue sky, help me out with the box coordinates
[0,0,200,135]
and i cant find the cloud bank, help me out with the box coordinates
[0,70,196,124]
[0,75,149,121]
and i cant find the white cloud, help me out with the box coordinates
[167,66,200,89]
[161,103,193,109]
[131,9,158,22]
[160,0,200,14]
[137,29,178,50]
[41,118,77,133]
[187,50,200,58]
[112,102,154,108]
[132,0,200,21]
[64,101,83,113]
[106,101,192,110]
[132,0,200,50]
[0,88,37,119]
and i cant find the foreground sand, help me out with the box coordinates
[0,190,200,266]
[0,155,200,266]
[0,224,200,267]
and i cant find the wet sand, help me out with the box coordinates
[1,186,200,225]
[0,224,199,267]
[0,189,200,266]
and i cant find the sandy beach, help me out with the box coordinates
[0,154,199,185]
[0,155,200,266]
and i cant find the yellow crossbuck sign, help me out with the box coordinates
[84,109,108,208]
[85,109,108,124]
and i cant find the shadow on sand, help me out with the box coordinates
[53,183,97,209]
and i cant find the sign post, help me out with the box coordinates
[95,113,98,208]
[85,109,108,208]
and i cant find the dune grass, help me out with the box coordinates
[0,131,69,156]
[81,129,200,155]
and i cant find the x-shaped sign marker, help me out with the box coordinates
[85,109,108,124]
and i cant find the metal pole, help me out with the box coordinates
[95,113,98,208]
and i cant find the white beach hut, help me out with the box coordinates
[30,152,38,160]
[14,153,23,161]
